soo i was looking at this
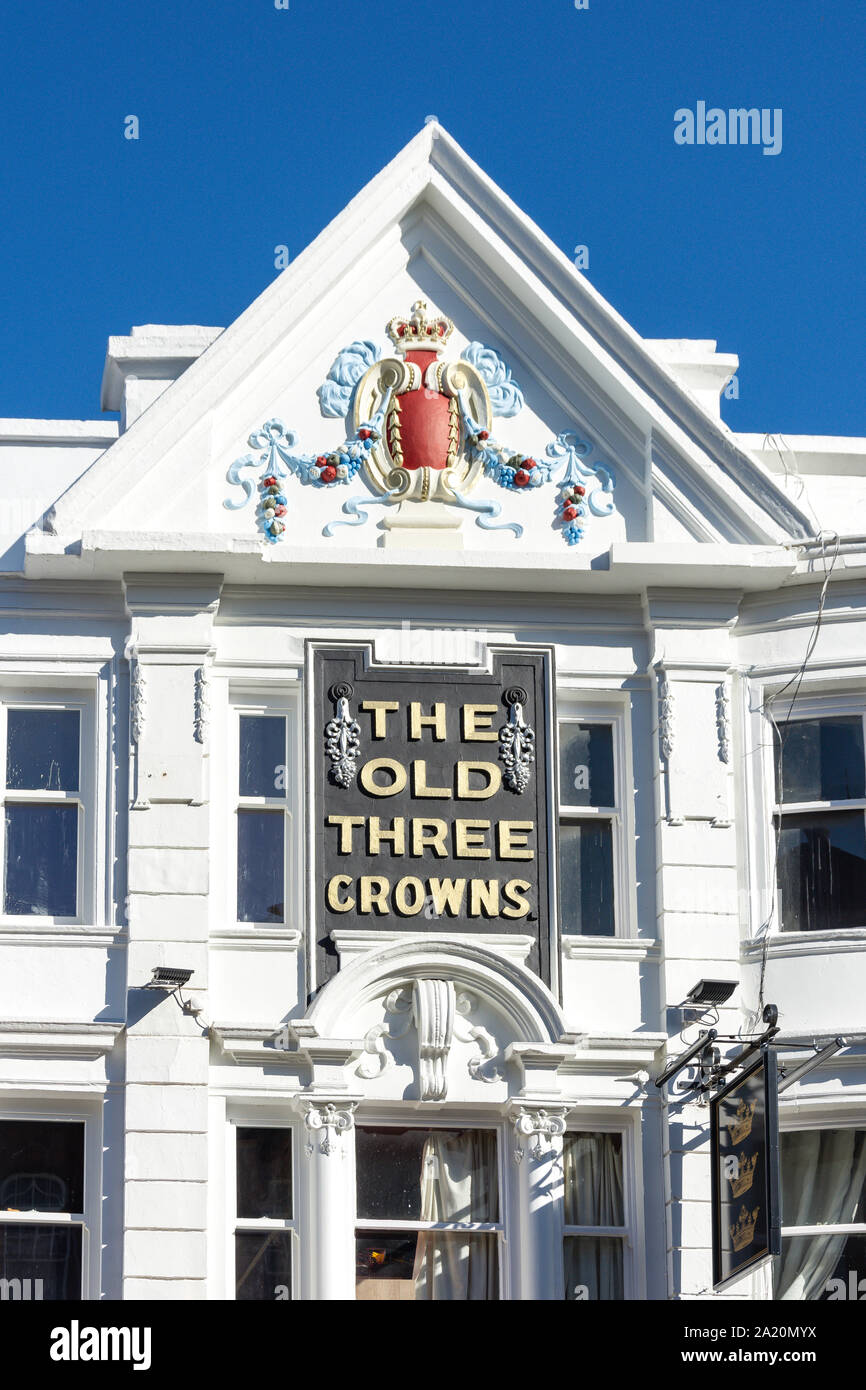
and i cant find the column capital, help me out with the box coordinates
[297,1098,360,1156]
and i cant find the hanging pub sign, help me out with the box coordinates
[308,644,555,996]
[711,1049,782,1289]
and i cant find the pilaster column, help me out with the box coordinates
[509,1104,567,1300]
[299,1100,358,1301]
[121,572,222,1300]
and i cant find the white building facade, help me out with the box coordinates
[1,125,865,1302]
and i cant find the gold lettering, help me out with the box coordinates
[410,818,449,857]
[469,879,500,916]
[326,874,355,912]
[359,875,391,914]
[427,877,467,916]
[497,820,535,860]
[394,876,425,915]
[456,760,502,800]
[502,878,532,918]
[359,758,408,797]
[326,814,365,853]
[454,819,491,859]
[462,703,499,741]
[360,700,399,738]
[412,760,451,798]
[409,702,448,741]
[368,817,406,855]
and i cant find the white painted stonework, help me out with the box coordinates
[0,124,864,1302]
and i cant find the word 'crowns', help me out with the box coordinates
[730,1204,760,1252]
[386,301,454,353]
[727,1099,756,1145]
[728,1152,758,1199]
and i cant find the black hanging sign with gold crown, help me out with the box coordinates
[710,1050,781,1289]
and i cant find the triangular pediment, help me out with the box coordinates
[30,125,813,585]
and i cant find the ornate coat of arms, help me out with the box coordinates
[225,301,617,545]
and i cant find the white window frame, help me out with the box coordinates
[227,1115,298,1302]
[0,690,96,927]
[561,1117,640,1300]
[354,1114,509,1300]
[752,689,866,937]
[0,1098,102,1301]
[226,692,300,932]
[556,695,636,939]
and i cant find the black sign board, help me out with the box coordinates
[308,644,555,996]
[711,1050,781,1289]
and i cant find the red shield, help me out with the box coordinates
[386,350,455,472]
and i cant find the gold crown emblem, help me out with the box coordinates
[386,300,454,353]
[727,1152,758,1199]
[729,1204,760,1252]
[727,1099,756,1145]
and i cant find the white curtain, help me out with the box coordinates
[776,1129,866,1300]
[412,1131,498,1300]
[563,1132,624,1300]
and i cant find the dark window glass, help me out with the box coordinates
[356,1128,498,1222]
[776,716,865,804]
[4,804,78,916]
[237,810,284,922]
[239,716,286,799]
[0,1121,85,1213]
[559,724,614,808]
[777,810,866,931]
[235,1231,292,1301]
[236,1128,292,1219]
[558,820,615,935]
[356,1231,498,1301]
[6,709,80,793]
[563,1235,624,1300]
[0,1224,82,1300]
[776,1233,866,1301]
[780,1130,866,1226]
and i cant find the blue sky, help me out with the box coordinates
[0,0,863,436]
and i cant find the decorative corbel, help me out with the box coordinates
[412,978,456,1102]
[325,681,361,788]
[194,658,213,746]
[499,686,535,793]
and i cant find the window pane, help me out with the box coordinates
[564,1236,623,1300]
[0,1121,85,1213]
[356,1128,498,1222]
[558,820,614,935]
[775,716,865,804]
[6,709,80,792]
[356,1231,498,1301]
[0,1224,81,1300]
[237,810,284,922]
[237,1128,292,1219]
[780,1129,866,1226]
[235,1232,292,1301]
[4,804,78,916]
[559,723,614,808]
[563,1132,624,1226]
[776,1233,866,1301]
[777,810,866,931]
[239,716,286,798]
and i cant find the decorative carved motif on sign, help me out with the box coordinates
[499,686,535,793]
[324,682,361,788]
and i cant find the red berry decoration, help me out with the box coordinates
[316,455,328,466]
[576,485,586,496]
[358,429,371,440]
[320,465,337,484]
[263,475,277,487]
[524,458,536,470]
[563,504,578,520]
[514,469,530,487]
[478,430,489,440]
[274,505,287,517]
